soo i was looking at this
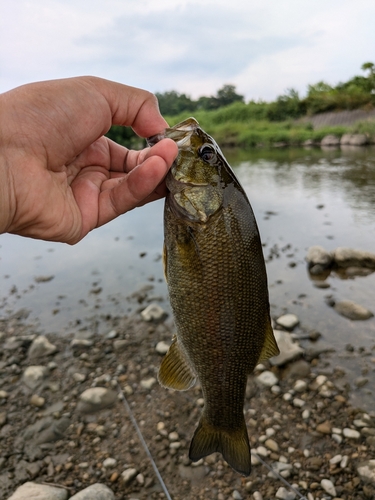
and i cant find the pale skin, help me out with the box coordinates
[0,76,178,244]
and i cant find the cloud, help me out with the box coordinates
[1,0,375,100]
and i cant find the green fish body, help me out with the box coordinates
[148,118,279,476]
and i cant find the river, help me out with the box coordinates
[1,145,375,409]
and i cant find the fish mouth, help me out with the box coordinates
[147,117,199,149]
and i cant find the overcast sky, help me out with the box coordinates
[1,0,374,101]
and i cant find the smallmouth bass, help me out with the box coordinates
[148,118,279,476]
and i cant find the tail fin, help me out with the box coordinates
[189,415,251,476]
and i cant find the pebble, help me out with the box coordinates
[30,394,45,407]
[155,340,170,354]
[140,303,166,321]
[69,483,115,500]
[316,421,332,434]
[340,455,349,468]
[293,380,307,392]
[357,459,375,483]
[333,300,374,320]
[70,339,93,349]
[8,481,68,500]
[293,398,305,408]
[309,375,327,390]
[256,370,278,387]
[270,330,304,366]
[140,377,156,390]
[121,468,138,485]
[256,446,268,457]
[0,390,9,399]
[168,431,179,441]
[28,335,57,358]
[302,409,310,419]
[321,478,336,496]
[72,372,86,383]
[136,473,145,485]
[275,486,296,499]
[77,387,117,413]
[329,454,342,465]
[265,438,279,452]
[232,490,242,500]
[253,493,263,500]
[23,365,48,389]
[343,428,361,439]
[276,313,299,330]
[106,329,118,339]
[103,457,117,468]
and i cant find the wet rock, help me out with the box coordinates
[113,339,128,352]
[355,376,369,387]
[276,314,299,330]
[341,133,369,146]
[333,300,373,320]
[282,360,311,381]
[306,246,333,269]
[333,247,375,269]
[28,335,57,358]
[316,421,332,434]
[141,303,167,321]
[256,371,278,387]
[357,459,375,483]
[69,483,115,500]
[270,330,304,366]
[8,481,68,500]
[321,134,340,146]
[23,365,48,389]
[77,387,117,413]
[70,339,94,352]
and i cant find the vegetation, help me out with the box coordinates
[107,63,375,149]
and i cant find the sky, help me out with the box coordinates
[1,0,375,102]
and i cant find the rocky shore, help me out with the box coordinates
[1,294,375,499]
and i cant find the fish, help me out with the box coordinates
[147,118,279,476]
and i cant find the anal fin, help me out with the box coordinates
[257,321,280,363]
[158,336,196,391]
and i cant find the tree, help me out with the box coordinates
[216,84,244,107]
[155,91,196,115]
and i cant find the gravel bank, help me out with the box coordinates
[1,307,375,500]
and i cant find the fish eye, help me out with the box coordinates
[199,145,217,163]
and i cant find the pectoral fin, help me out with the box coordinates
[257,322,280,363]
[158,336,196,391]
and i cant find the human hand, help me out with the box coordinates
[0,76,178,244]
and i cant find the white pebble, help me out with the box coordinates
[343,428,360,439]
[329,454,342,465]
[276,313,299,330]
[103,457,117,468]
[256,446,268,457]
[283,393,292,402]
[168,431,179,441]
[140,377,156,390]
[141,303,166,321]
[257,370,279,387]
[293,380,307,392]
[332,433,343,444]
[332,427,342,434]
[155,340,170,354]
[293,398,305,408]
[253,492,263,500]
[303,449,310,458]
[302,409,310,419]
[321,478,336,497]
[340,455,349,468]
[266,428,276,437]
[271,385,281,394]
[275,486,296,499]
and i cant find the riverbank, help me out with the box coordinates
[1,297,375,500]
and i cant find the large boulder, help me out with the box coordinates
[306,246,333,270]
[321,135,340,147]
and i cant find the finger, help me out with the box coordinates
[96,142,177,228]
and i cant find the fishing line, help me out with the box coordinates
[252,452,308,500]
[116,383,172,500]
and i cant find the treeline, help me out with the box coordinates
[106,62,375,147]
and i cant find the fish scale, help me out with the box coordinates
[148,117,279,476]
